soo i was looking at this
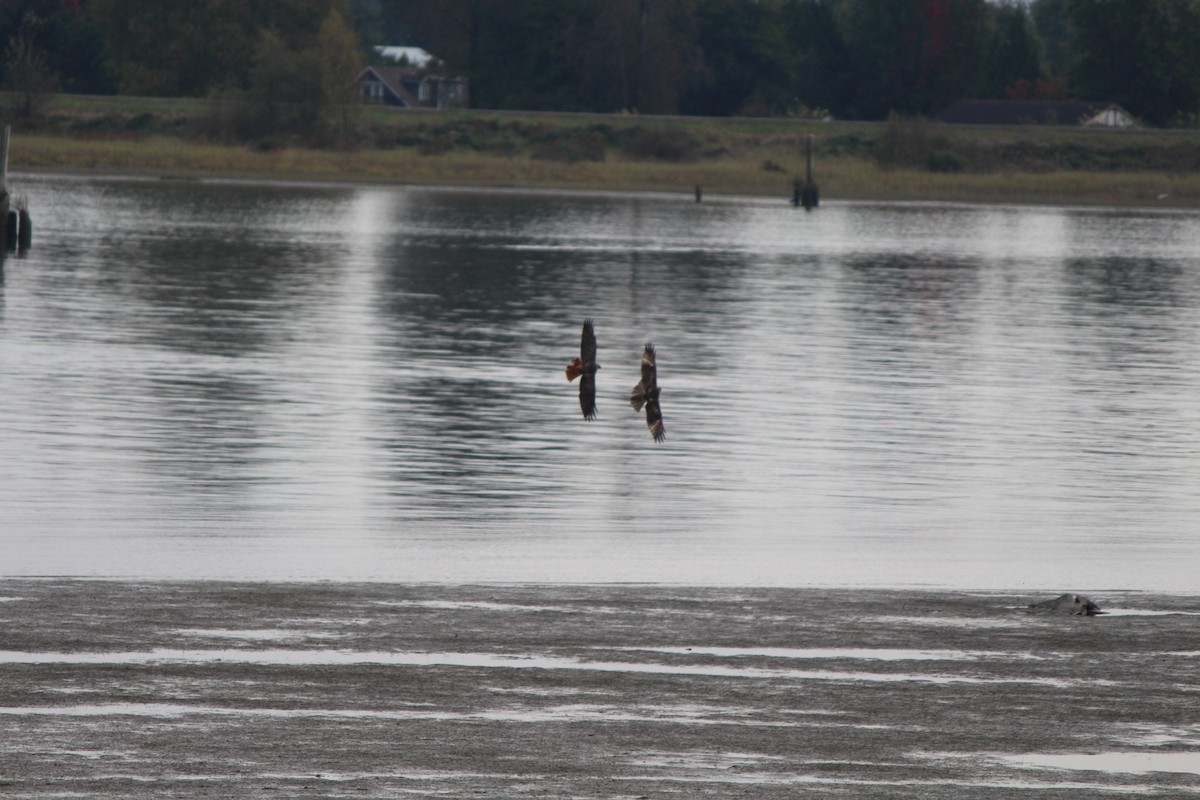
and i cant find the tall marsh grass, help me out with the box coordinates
[11,128,1200,207]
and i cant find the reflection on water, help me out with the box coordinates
[3,175,1200,589]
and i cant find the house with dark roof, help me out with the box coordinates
[357,66,469,109]
[936,99,1139,128]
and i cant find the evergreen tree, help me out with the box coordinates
[681,0,795,116]
[783,0,851,117]
[977,2,1043,98]
[4,17,58,119]
[1030,0,1071,78]
[1068,0,1200,124]
[0,0,108,94]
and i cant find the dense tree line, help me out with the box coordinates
[4,0,1200,126]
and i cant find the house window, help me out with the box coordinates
[361,81,384,103]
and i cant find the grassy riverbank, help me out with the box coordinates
[10,93,1200,206]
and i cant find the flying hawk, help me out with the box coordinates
[630,342,665,442]
[566,318,599,420]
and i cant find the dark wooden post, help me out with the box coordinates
[799,133,819,210]
[1,125,30,251]
[0,124,9,192]
[18,208,31,250]
[0,125,10,251]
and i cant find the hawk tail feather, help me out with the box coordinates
[566,358,583,382]
[630,386,646,412]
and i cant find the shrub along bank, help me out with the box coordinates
[9,94,1200,206]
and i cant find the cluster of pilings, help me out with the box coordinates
[691,134,820,209]
[2,198,31,251]
[693,134,820,209]
[0,124,31,252]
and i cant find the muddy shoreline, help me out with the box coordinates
[1,581,1198,798]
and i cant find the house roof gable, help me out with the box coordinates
[359,66,421,107]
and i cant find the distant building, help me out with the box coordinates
[937,100,1140,128]
[358,66,469,110]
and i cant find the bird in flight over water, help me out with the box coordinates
[630,342,665,442]
[566,318,599,420]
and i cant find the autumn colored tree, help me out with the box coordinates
[197,4,364,144]
[912,0,993,112]
[1003,76,1067,101]
[975,1,1043,99]
[90,0,354,96]
[242,31,324,138]
[319,9,365,139]
[836,0,993,118]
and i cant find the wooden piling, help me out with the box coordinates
[18,208,31,250]
[694,184,702,203]
[1,124,9,194]
[0,125,9,251]
[800,133,819,210]
[0,124,30,250]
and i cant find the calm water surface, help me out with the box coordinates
[2,174,1199,589]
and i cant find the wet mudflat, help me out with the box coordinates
[1,581,1198,799]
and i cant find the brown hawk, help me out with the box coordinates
[629,342,665,442]
[565,318,599,420]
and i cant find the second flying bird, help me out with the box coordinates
[630,342,665,443]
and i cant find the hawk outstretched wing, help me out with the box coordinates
[566,318,599,420]
[629,342,665,442]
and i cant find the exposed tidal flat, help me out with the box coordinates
[2,580,1200,799]
[12,94,1200,206]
